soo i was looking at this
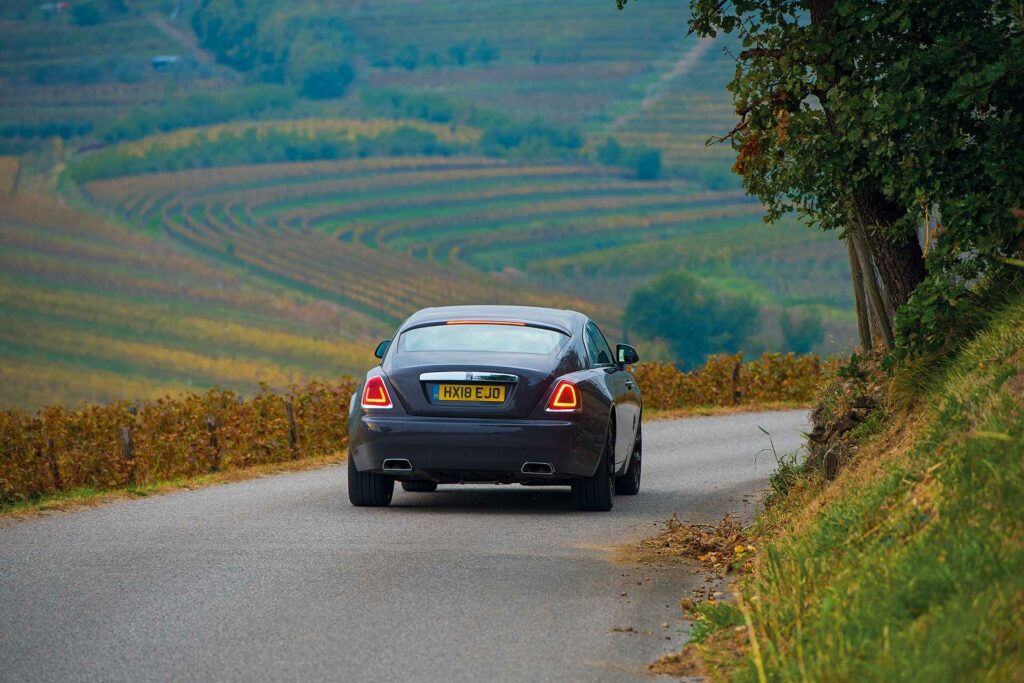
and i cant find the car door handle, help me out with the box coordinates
[625,380,635,389]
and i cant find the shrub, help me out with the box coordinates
[0,380,355,507]
[631,352,828,410]
[72,2,102,25]
[625,270,760,369]
[300,63,355,100]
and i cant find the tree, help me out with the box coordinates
[395,44,419,71]
[72,2,103,25]
[471,39,500,64]
[625,270,761,368]
[779,309,824,354]
[299,64,354,100]
[628,146,661,180]
[596,137,623,166]
[618,0,1024,353]
[447,44,468,66]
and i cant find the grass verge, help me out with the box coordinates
[651,282,1024,681]
[0,452,344,523]
[645,401,810,422]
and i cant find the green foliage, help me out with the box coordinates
[447,44,468,66]
[1,121,93,140]
[625,269,761,368]
[470,39,500,64]
[360,90,509,129]
[683,0,1024,356]
[191,0,354,89]
[715,284,1024,681]
[299,63,354,100]
[72,2,103,26]
[394,44,419,71]
[101,86,297,143]
[595,137,622,166]
[480,120,583,159]
[65,127,461,183]
[628,145,662,180]
[690,601,744,643]
[779,308,824,354]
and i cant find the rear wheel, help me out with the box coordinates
[572,423,615,511]
[347,453,394,507]
[401,480,438,492]
[615,424,642,495]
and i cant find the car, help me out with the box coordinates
[346,305,642,511]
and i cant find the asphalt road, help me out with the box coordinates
[0,409,808,683]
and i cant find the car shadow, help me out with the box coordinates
[388,485,582,513]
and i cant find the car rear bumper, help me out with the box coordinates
[349,414,599,482]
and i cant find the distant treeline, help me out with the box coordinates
[67,90,665,182]
[366,89,662,178]
[65,126,463,183]
[100,85,297,143]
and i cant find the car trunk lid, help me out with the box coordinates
[385,352,573,418]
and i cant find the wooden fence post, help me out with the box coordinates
[43,438,61,492]
[731,359,742,406]
[284,400,298,460]
[206,414,220,472]
[120,426,135,487]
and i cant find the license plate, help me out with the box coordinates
[432,383,506,403]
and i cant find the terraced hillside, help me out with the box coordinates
[82,152,851,332]
[0,1,226,152]
[83,157,618,323]
[0,185,382,408]
[611,37,739,184]
[263,0,697,129]
[1,0,859,408]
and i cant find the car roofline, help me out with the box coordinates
[401,319,572,335]
[400,305,586,335]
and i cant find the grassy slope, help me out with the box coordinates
[695,284,1024,680]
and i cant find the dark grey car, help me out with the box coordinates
[347,305,642,511]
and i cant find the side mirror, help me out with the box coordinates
[374,339,391,359]
[616,344,639,366]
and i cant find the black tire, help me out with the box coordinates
[347,453,394,507]
[615,424,642,495]
[401,480,438,492]
[572,423,615,511]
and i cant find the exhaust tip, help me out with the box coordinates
[521,462,554,475]
[382,458,413,472]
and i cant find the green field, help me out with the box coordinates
[0,0,854,408]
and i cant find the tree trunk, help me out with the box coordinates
[851,226,895,350]
[853,191,927,316]
[807,0,926,336]
[846,237,871,350]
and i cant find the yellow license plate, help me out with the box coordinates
[434,383,506,402]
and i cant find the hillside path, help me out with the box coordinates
[0,410,808,682]
[612,37,718,130]
[145,11,239,81]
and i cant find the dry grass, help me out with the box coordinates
[0,452,344,524]
[755,405,929,539]
[646,401,811,422]
[622,514,751,575]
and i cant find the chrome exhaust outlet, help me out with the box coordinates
[382,458,412,472]
[521,462,554,475]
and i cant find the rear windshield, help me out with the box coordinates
[399,324,568,355]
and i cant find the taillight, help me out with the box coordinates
[361,375,393,410]
[546,379,581,412]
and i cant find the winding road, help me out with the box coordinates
[0,410,808,682]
